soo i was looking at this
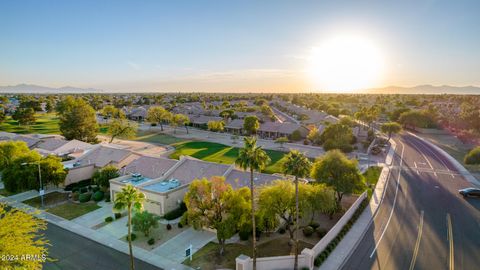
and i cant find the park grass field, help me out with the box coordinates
[169,141,287,174]
[0,113,60,134]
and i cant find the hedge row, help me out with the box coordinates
[314,198,369,267]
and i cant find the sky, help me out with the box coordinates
[1,0,480,92]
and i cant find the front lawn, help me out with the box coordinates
[22,192,69,208]
[0,113,60,134]
[169,141,287,174]
[47,202,101,220]
[183,238,313,270]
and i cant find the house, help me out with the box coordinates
[63,145,140,186]
[188,115,223,129]
[109,156,284,216]
[225,119,244,135]
[128,106,148,121]
[34,137,93,158]
[120,156,179,179]
[257,122,309,140]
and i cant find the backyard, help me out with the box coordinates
[0,113,60,134]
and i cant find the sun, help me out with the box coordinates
[308,34,385,92]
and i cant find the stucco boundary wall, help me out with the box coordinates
[407,131,480,186]
[235,191,368,270]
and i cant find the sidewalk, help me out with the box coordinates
[319,140,396,270]
[71,201,114,228]
[0,195,194,270]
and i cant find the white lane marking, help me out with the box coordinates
[370,141,405,258]
[409,210,424,270]
[410,138,455,178]
[414,161,419,174]
[408,140,437,177]
[447,213,454,270]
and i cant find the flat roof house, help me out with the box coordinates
[110,156,284,216]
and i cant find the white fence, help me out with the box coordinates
[235,191,368,270]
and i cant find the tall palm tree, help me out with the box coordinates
[283,150,312,270]
[235,136,270,270]
[113,184,145,270]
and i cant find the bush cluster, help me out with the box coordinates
[302,226,315,237]
[92,191,104,202]
[163,202,187,220]
[465,147,480,165]
[166,224,172,230]
[127,233,136,241]
[72,191,80,201]
[148,238,155,245]
[314,198,369,267]
[115,212,122,219]
[105,216,113,222]
[239,228,250,241]
[79,192,92,203]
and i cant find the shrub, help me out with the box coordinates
[148,238,155,245]
[132,211,160,237]
[92,186,100,193]
[278,227,286,234]
[151,123,157,126]
[166,224,172,230]
[316,227,328,238]
[105,216,113,222]
[371,145,382,155]
[303,139,309,145]
[79,187,88,194]
[127,233,136,241]
[465,147,480,165]
[303,226,315,237]
[115,212,122,219]
[178,222,183,228]
[104,192,111,202]
[309,222,320,229]
[72,191,80,201]
[314,257,322,267]
[79,192,92,203]
[239,229,250,241]
[164,203,187,220]
[92,191,104,202]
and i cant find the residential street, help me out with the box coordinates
[341,133,480,270]
[43,222,162,270]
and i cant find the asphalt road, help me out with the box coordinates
[43,222,161,270]
[342,133,480,270]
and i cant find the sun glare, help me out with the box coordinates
[308,34,385,92]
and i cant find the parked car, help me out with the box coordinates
[459,188,480,198]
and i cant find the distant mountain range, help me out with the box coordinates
[0,83,479,94]
[364,85,480,95]
[0,84,104,93]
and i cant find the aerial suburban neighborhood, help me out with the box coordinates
[1,1,480,270]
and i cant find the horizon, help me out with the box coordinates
[1,0,480,93]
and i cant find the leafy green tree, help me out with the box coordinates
[39,155,67,187]
[320,124,354,152]
[184,176,250,255]
[243,115,260,136]
[146,106,171,131]
[307,127,322,145]
[219,109,235,121]
[339,116,355,127]
[57,96,98,143]
[283,150,312,270]
[0,141,30,171]
[304,184,336,222]
[132,210,160,237]
[207,120,225,132]
[12,107,36,126]
[108,118,138,143]
[398,110,436,130]
[45,99,55,113]
[274,136,289,148]
[389,107,410,122]
[171,113,190,134]
[257,180,309,242]
[380,122,402,141]
[93,165,120,189]
[235,137,270,269]
[311,150,364,209]
[0,203,49,269]
[113,185,145,270]
[102,105,125,119]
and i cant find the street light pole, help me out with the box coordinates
[21,162,44,208]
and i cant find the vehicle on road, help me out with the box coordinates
[459,188,480,198]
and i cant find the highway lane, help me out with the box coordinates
[342,133,480,270]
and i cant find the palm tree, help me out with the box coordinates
[113,184,145,270]
[283,150,312,270]
[235,136,271,270]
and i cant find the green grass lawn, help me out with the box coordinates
[46,202,101,220]
[135,130,188,145]
[0,113,60,134]
[183,238,313,270]
[363,166,382,197]
[0,189,22,197]
[169,141,287,174]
